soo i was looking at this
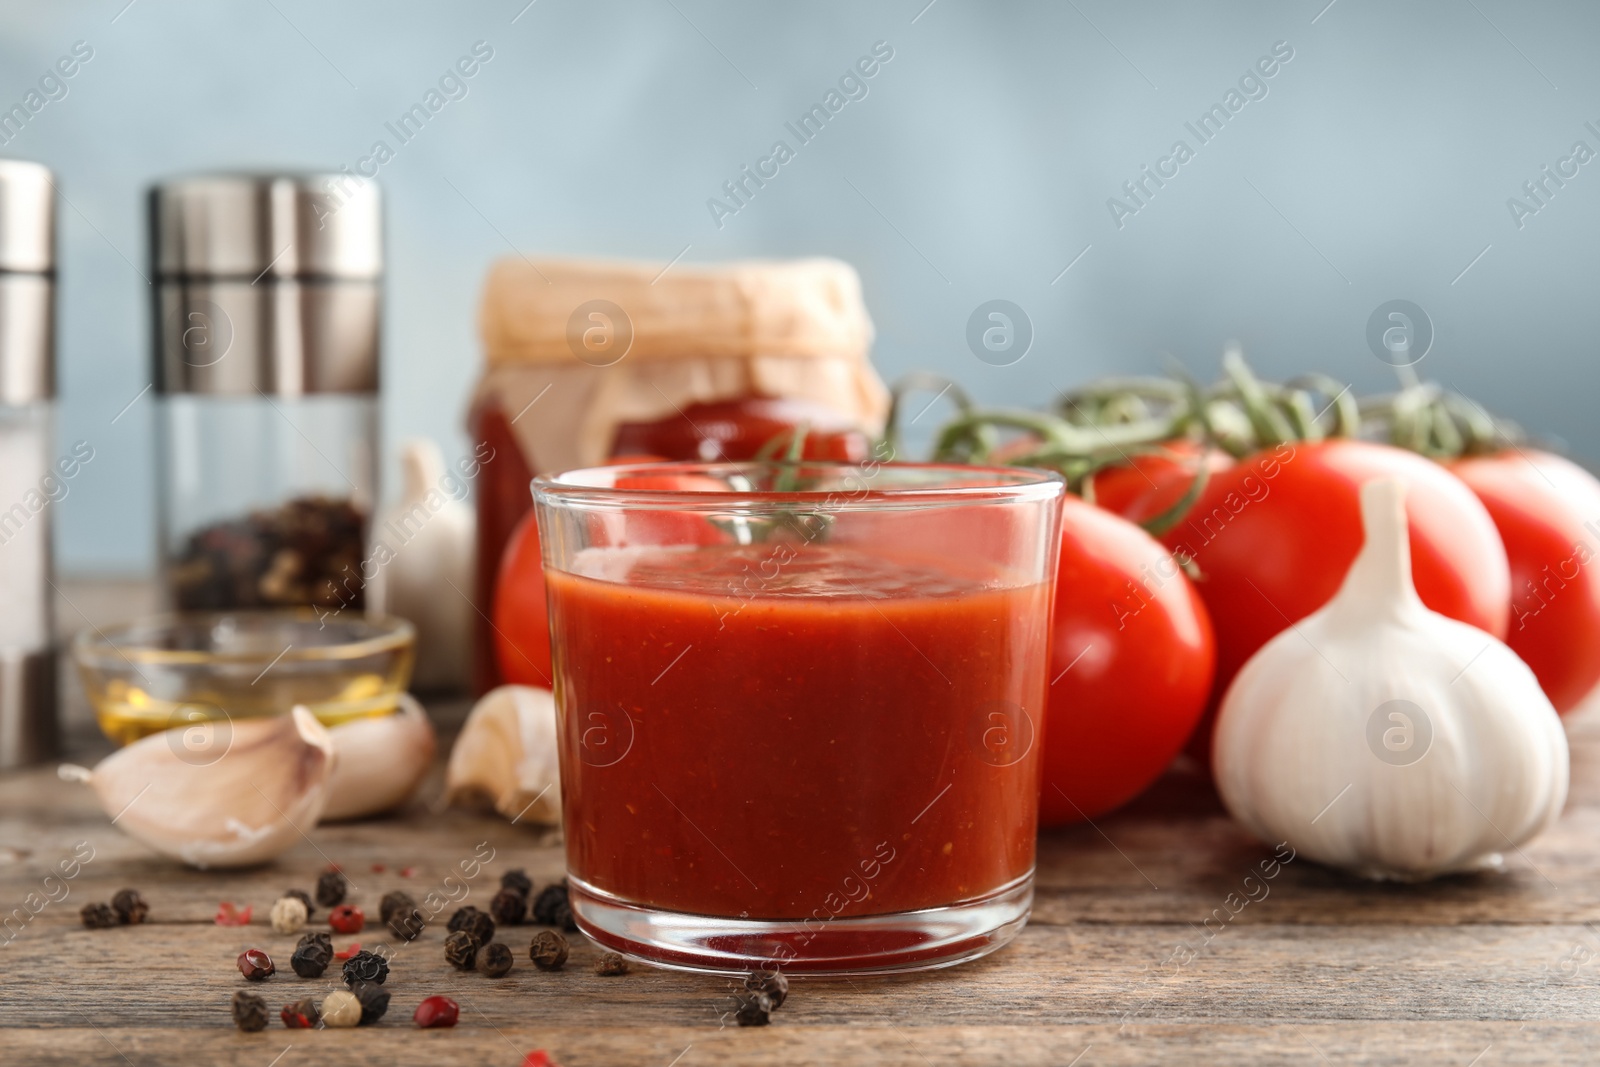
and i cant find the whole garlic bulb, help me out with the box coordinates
[366,439,475,691]
[1214,478,1568,880]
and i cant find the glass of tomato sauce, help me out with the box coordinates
[533,460,1064,975]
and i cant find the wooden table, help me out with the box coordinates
[3,587,1598,1064]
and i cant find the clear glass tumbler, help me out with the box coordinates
[534,460,1064,974]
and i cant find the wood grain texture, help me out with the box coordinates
[4,677,1600,1064]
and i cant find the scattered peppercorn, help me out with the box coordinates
[413,994,460,1029]
[501,869,534,897]
[316,870,347,908]
[270,895,308,935]
[490,888,528,927]
[280,996,320,1029]
[528,930,569,971]
[215,901,252,926]
[321,989,361,1028]
[481,942,514,978]
[448,906,495,946]
[733,990,773,1027]
[110,888,149,925]
[237,948,275,980]
[290,932,333,978]
[444,929,478,970]
[284,888,315,920]
[594,951,629,976]
[232,989,269,1032]
[342,949,389,986]
[522,1052,558,1067]
[531,883,576,931]
[387,907,426,942]
[379,890,416,924]
[329,904,365,934]
[349,980,390,1025]
[79,902,117,929]
[745,969,789,1010]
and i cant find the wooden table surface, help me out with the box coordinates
[3,585,1598,1065]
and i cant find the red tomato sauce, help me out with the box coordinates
[546,543,1049,920]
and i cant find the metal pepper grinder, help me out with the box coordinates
[0,159,58,768]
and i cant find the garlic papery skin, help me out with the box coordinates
[1213,478,1568,881]
[63,706,336,869]
[444,685,561,827]
[322,694,438,821]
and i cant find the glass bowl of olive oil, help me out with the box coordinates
[73,612,415,746]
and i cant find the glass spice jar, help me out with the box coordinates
[149,173,381,613]
[0,159,59,768]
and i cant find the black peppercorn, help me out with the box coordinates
[733,990,773,1027]
[342,949,389,986]
[379,890,416,925]
[480,942,514,978]
[281,996,320,1029]
[594,951,629,976]
[232,989,269,1032]
[349,980,390,1025]
[501,869,534,897]
[489,888,527,927]
[315,870,347,908]
[387,907,425,942]
[447,906,495,946]
[745,969,789,1009]
[444,929,478,970]
[284,888,315,920]
[291,932,333,978]
[79,902,117,929]
[532,883,577,931]
[110,888,149,925]
[528,930,569,971]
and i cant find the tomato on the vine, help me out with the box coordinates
[1040,495,1216,824]
[1159,438,1510,762]
[1450,449,1600,713]
[1085,441,1235,528]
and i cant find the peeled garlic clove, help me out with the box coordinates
[322,694,438,821]
[1214,478,1569,881]
[64,706,335,870]
[444,685,561,826]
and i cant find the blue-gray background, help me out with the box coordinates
[2,0,1595,573]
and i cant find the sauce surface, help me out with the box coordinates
[547,542,1049,921]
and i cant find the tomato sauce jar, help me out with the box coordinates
[533,460,1064,974]
[470,257,888,693]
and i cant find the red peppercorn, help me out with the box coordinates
[237,948,275,980]
[413,995,460,1029]
[215,901,252,927]
[329,904,365,934]
[522,1053,558,1067]
[334,942,361,960]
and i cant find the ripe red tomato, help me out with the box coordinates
[493,509,554,688]
[1086,441,1235,528]
[493,466,733,687]
[1039,495,1216,824]
[1450,449,1600,713]
[1161,438,1510,763]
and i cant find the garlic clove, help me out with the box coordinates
[1213,478,1569,881]
[64,706,336,870]
[322,694,438,821]
[444,685,561,826]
